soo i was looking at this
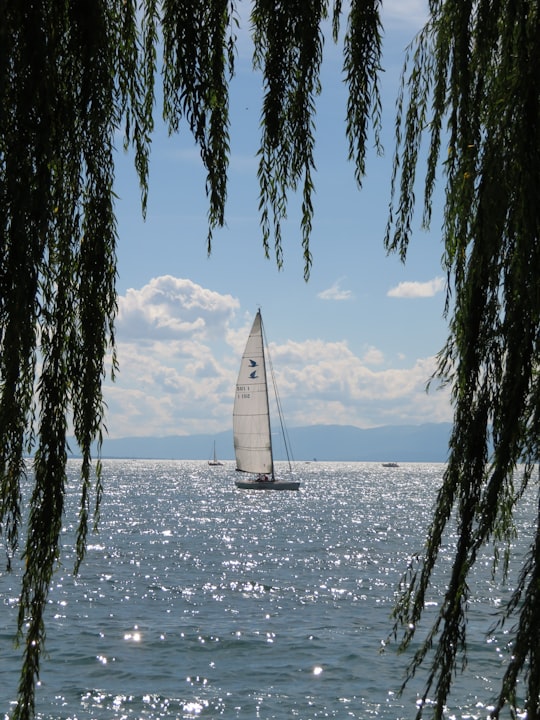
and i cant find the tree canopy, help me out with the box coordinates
[1,1,539,719]
[387,2,540,718]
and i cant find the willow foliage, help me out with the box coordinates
[2,0,539,719]
[386,1,540,718]
[0,1,382,718]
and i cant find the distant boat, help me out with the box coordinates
[208,441,223,466]
[233,310,300,490]
[382,462,399,468]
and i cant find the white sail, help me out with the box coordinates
[233,310,300,490]
[233,311,273,475]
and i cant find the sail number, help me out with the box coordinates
[237,385,251,399]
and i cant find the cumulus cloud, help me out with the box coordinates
[387,276,445,299]
[383,0,429,28]
[107,277,240,437]
[103,275,452,438]
[362,346,385,366]
[118,275,239,340]
[272,345,450,429]
[317,279,353,301]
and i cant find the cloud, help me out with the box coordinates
[383,0,429,28]
[103,275,452,438]
[362,346,385,366]
[118,275,239,340]
[387,276,445,299]
[271,343,450,429]
[317,279,353,301]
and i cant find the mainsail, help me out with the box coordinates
[233,311,273,475]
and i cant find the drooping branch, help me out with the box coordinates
[0,2,387,717]
[162,0,237,252]
[0,2,136,717]
[387,1,540,716]
[343,0,383,186]
[252,0,326,279]
[4,2,539,719]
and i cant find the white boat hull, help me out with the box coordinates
[235,479,300,491]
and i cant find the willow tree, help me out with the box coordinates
[386,1,540,719]
[0,1,539,719]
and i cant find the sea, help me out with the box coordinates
[0,460,533,720]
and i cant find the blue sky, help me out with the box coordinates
[105,0,453,439]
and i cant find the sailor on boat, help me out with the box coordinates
[257,474,274,483]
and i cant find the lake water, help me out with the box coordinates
[0,460,531,719]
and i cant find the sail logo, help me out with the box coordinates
[248,359,258,379]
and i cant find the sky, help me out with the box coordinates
[106,0,453,440]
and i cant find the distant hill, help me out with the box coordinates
[83,423,452,463]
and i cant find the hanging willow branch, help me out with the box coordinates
[5,0,540,718]
[252,0,382,280]
[1,2,126,717]
[161,0,237,253]
[252,0,326,280]
[386,1,540,718]
[0,2,384,718]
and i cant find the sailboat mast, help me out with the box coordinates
[259,311,275,480]
[233,308,299,489]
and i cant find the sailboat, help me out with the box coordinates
[233,310,300,490]
[208,441,223,466]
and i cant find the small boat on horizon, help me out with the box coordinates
[208,441,224,466]
[382,462,399,468]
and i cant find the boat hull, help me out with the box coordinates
[235,479,300,490]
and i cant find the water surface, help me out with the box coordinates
[0,460,529,718]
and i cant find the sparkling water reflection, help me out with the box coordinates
[0,460,532,718]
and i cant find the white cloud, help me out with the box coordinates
[103,275,452,438]
[317,279,353,301]
[387,276,445,299]
[362,346,385,366]
[382,0,429,28]
[118,275,239,340]
[271,345,450,429]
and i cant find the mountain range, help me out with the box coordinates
[87,423,453,463]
